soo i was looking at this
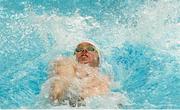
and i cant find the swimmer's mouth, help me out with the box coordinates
[81,55,88,57]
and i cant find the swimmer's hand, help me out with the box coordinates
[53,57,77,79]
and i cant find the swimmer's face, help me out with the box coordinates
[75,42,99,67]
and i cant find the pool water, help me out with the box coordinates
[0,0,180,109]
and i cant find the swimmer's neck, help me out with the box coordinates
[77,63,99,69]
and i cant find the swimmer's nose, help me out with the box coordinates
[82,49,88,53]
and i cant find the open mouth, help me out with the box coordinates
[81,54,88,57]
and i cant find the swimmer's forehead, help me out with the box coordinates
[77,42,95,47]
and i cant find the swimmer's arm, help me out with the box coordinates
[50,58,77,101]
[53,57,77,79]
[50,79,67,101]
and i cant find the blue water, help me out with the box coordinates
[0,0,180,109]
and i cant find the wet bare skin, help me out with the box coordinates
[50,42,110,103]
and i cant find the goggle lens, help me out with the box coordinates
[75,46,96,53]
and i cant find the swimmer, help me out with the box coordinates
[49,41,110,106]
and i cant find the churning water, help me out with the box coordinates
[0,0,180,109]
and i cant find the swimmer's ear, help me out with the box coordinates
[95,56,100,67]
[97,56,100,67]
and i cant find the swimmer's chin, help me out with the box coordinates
[79,60,89,64]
